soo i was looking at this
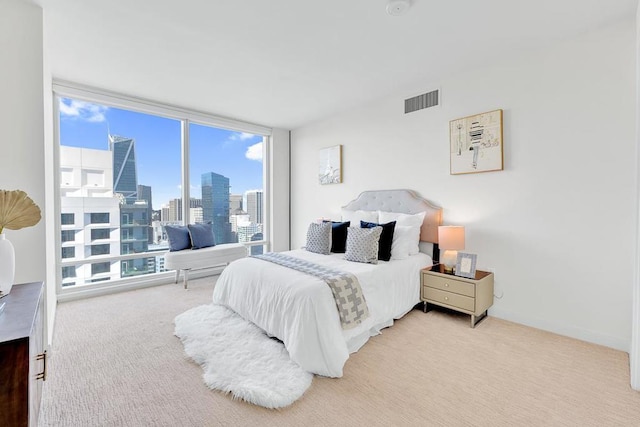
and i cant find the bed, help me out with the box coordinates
[212,189,442,377]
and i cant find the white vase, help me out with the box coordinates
[0,233,15,296]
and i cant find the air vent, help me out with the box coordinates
[404,89,439,114]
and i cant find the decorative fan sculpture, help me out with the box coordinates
[0,189,41,297]
[0,190,41,234]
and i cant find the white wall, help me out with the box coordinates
[0,3,46,286]
[291,19,636,351]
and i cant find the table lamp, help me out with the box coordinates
[438,226,465,274]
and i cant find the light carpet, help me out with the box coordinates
[174,303,312,409]
[39,277,640,426]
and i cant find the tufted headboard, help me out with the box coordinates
[341,189,443,244]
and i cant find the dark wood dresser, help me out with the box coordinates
[0,282,46,427]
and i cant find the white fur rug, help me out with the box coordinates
[174,304,313,409]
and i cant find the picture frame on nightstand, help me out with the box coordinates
[455,252,477,279]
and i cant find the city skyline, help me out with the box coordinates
[59,97,264,207]
[57,99,267,287]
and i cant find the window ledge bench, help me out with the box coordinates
[164,243,248,289]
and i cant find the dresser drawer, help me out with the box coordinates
[423,287,475,312]
[422,274,475,297]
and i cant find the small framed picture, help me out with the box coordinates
[455,252,477,279]
[318,145,342,185]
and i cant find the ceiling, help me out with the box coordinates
[37,0,637,130]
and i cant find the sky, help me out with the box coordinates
[59,98,264,209]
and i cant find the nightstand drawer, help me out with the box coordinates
[422,274,474,297]
[423,287,474,312]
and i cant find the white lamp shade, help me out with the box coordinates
[438,226,465,250]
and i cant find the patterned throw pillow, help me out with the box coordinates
[345,226,383,264]
[306,222,332,255]
[360,220,396,261]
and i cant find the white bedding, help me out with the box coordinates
[212,249,432,377]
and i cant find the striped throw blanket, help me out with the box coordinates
[253,252,370,330]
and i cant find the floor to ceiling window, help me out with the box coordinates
[54,83,270,293]
[189,123,266,255]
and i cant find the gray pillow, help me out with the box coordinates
[305,222,332,255]
[345,226,382,264]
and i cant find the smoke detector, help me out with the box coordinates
[386,0,411,16]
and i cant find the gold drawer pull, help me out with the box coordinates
[36,350,47,381]
[444,283,449,287]
[444,296,449,301]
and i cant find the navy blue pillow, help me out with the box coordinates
[325,221,350,253]
[165,225,192,251]
[360,220,396,261]
[188,223,216,249]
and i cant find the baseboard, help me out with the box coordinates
[489,307,630,353]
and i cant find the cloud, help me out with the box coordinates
[59,99,108,122]
[231,132,256,141]
[246,142,263,162]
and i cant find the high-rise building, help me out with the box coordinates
[246,190,263,225]
[137,184,152,209]
[109,135,138,203]
[201,172,231,244]
[137,184,153,244]
[166,198,202,222]
[161,205,170,223]
[237,223,262,244]
[168,198,182,222]
[109,134,154,277]
[229,194,243,216]
[59,145,121,286]
[120,200,155,277]
[189,206,203,224]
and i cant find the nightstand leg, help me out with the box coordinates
[423,302,427,313]
[471,310,488,328]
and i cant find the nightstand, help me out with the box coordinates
[421,264,494,328]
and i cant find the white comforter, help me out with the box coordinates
[212,249,432,377]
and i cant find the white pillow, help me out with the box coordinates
[341,209,378,227]
[378,211,425,255]
[389,225,413,260]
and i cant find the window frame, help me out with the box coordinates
[61,213,74,225]
[61,229,75,243]
[61,246,75,259]
[90,212,110,224]
[91,228,110,241]
[53,80,272,298]
[90,244,111,256]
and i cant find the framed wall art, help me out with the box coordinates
[455,252,477,279]
[318,145,342,185]
[449,109,503,175]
